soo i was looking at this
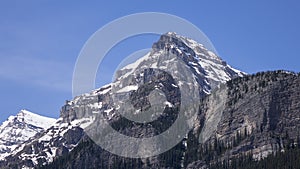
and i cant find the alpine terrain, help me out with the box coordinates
[0,32,300,169]
[0,110,55,161]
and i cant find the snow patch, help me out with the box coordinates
[164,101,173,107]
[17,110,56,129]
[116,85,138,93]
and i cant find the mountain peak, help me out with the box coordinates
[15,109,56,130]
[113,33,245,97]
[153,32,221,61]
[0,110,56,160]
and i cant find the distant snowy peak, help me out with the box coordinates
[15,109,56,129]
[0,110,55,160]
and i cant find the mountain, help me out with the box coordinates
[3,33,300,169]
[0,110,55,160]
[0,32,244,169]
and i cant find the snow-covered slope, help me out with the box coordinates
[0,110,55,160]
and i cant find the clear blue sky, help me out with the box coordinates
[0,0,300,122]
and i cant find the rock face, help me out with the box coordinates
[0,110,55,161]
[186,71,300,168]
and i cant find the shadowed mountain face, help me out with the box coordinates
[186,71,300,168]
[38,71,300,169]
[2,33,300,169]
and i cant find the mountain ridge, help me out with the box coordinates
[1,33,299,169]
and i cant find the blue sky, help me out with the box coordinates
[0,1,300,122]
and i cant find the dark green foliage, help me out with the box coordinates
[226,70,298,107]
[37,136,187,169]
[210,146,300,169]
[37,137,144,169]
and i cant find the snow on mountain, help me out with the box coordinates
[0,110,55,160]
[0,32,245,168]
[170,32,245,80]
[6,117,87,167]
[14,110,56,129]
[0,100,98,168]
[116,32,245,96]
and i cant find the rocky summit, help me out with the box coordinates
[0,33,299,169]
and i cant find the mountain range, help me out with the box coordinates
[0,32,299,169]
